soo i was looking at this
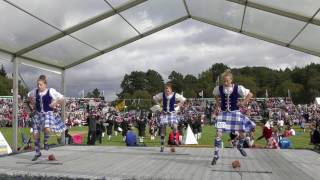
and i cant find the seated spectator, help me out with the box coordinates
[283,125,295,138]
[279,138,291,149]
[168,130,181,146]
[126,124,137,146]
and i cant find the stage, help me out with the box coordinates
[0,146,319,180]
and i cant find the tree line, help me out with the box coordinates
[0,65,28,97]
[1,63,319,104]
[117,63,320,104]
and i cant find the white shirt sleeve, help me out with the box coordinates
[175,93,186,102]
[213,86,220,96]
[27,89,37,98]
[237,85,250,97]
[49,88,64,100]
[153,93,163,103]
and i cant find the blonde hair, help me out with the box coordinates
[221,69,233,80]
[37,75,47,84]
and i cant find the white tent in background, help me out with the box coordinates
[0,132,12,155]
[315,97,320,105]
[182,125,198,145]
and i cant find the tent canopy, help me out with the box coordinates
[0,0,320,72]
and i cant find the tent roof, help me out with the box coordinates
[0,0,320,73]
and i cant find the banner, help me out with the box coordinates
[115,100,125,112]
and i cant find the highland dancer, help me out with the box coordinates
[211,69,256,165]
[153,82,186,152]
[28,75,67,161]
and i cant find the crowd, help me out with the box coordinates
[0,98,30,127]
[1,96,320,149]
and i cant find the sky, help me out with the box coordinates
[0,0,320,100]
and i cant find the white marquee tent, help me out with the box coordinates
[1,0,320,152]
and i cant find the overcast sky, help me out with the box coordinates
[1,0,320,100]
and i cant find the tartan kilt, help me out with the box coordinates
[159,112,178,125]
[33,111,67,133]
[215,111,256,133]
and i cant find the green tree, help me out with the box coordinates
[275,80,304,102]
[131,90,152,110]
[234,76,258,96]
[168,71,184,93]
[119,71,146,97]
[145,69,164,95]
[211,63,229,84]
[0,65,7,77]
[306,76,320,102]
[92,88,101,98]
[86,92,93,98]
[183,89,197,98]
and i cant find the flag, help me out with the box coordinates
[216,76,220,86]
[78,90,84,98]
[115,100,125,112]
[199,90,203,98]
[265,89,268,98]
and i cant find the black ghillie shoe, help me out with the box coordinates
[44,143,49,151]
[211,156,219,166]
[160,146,164,152]
[32,153,41,161]
[237,148,247,157]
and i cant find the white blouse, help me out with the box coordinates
[213,84,250,97]
[28,88,63,100]
[153,92,186,111]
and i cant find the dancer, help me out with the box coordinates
[28,75,67,161]
[211,69,255,165]
[153,82,186,152]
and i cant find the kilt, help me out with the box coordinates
[215,110,255,133]
[33,111,67,133]
[159,112,178,125]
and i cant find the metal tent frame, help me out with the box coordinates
[0,0,319,152]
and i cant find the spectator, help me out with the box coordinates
[310,123,320,149]
[168,129,181,146]
[283,125,295,138]
[125,124,137,146]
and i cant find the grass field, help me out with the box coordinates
[0,124,314,150]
